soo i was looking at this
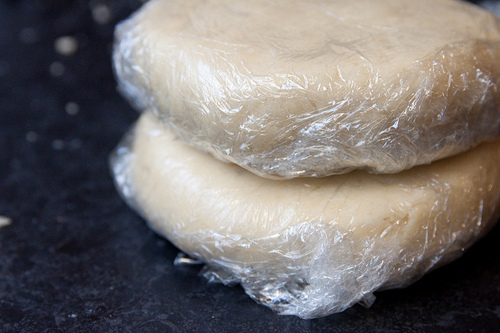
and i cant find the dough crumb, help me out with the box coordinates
[54,36,78,56]
[52,139,65,150]
[26,131,38,143]
[49,61,65,77]
[0,216,12,229]
[92,4,112,25]
[65,102,80,116]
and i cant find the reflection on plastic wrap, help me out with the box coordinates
[113,0,500,179]
[110,113,500,318]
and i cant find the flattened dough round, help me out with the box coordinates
[114,0,500,178]
[111,112,500,318]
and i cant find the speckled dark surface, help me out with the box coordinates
[1,1,499,332]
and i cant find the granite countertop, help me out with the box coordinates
[1,1,499,332]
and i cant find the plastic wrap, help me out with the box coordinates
[110,112,500,319]
[113,0,500,179]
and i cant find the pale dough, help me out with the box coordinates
[113,0,500,178]
[111,112,500,318]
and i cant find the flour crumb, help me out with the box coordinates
[54,36,78,56]
[49,62,65,77]
[0,216,12,229]
[92,4,112,25]
[52,139,65,150]
[26,131,38,143]
[65,102,80,116]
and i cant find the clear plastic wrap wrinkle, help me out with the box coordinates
[110,113,500,319]
[113,0,500,179]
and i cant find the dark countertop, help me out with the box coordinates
[0,1,499,332]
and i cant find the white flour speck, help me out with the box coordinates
[49,62,65,77]
[0,216,12,229]
[92,4,112,25]
[26,131,38,142]
[54,36,78,56]
[52,139,65,150]
[65,102,80,116]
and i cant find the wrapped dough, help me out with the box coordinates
[110,112,500,319]
[113,0,500,178]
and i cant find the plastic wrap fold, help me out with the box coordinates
[113,0,500,179]
[110,112,500,319]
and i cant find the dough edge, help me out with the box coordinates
[113,0,500,178]
[110,112,500,318]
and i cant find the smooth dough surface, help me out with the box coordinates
[111,112,500,318]
[114,0,500,178]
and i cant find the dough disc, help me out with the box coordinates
[111,112,500,318]
[113,0,500,178]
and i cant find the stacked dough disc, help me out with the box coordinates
[111,0,500,318]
